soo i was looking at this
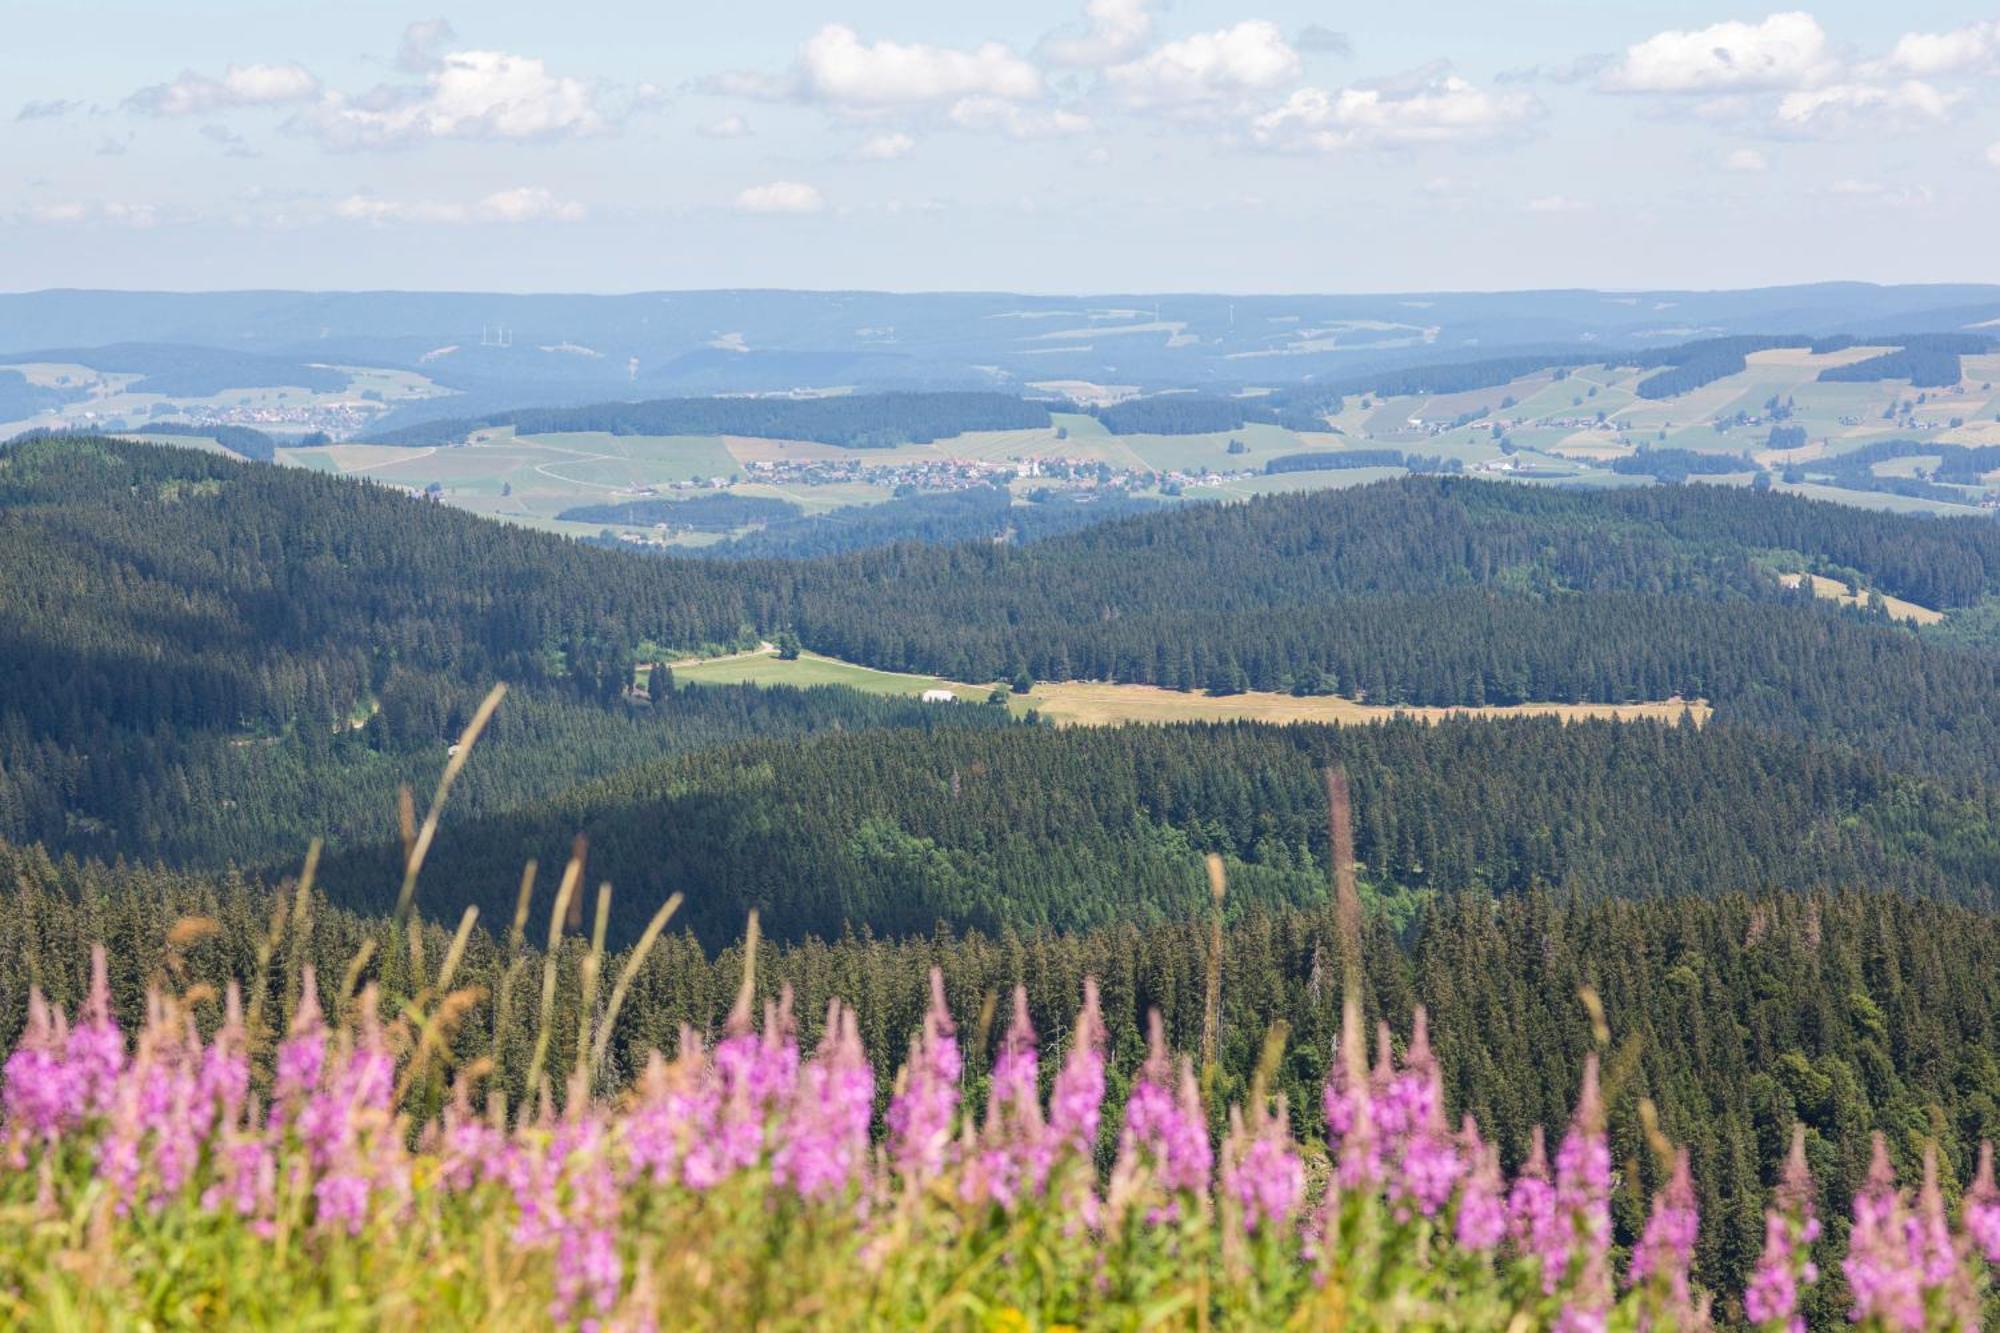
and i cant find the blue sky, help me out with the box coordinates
[5,2,1999,292]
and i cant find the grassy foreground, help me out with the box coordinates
[1,934,1994,1330]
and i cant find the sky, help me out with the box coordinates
[4,2,1999,293]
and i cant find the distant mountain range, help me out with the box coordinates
[6,284,2000,434]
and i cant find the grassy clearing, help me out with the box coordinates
[1025,682,1709,728]
[670,649,1711,728]
[671,650,993,701]
[1778,572,1944,625]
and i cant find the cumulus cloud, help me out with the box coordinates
[334,185,587,224]
[17,98,82,121]
[128,63,322,116]
[1106,20,1301,110]
[25,200,161,228]
[698,114,751,138]
[1989,142,2000,170]
[721,24,1042,110]
[1724,147,1769,172]
[1776,79,1956,129]
[1039,0,1155,68]
[1603,12,1835,94]
[1525,194,1589,213]
[734,180,826,214]
[1883,20,2000,76]
[296,49,611,149]
[1250,72,1540,152]
[858,131,916,160]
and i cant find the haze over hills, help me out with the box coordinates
[6,283,2000,415]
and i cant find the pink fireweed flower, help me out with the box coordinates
[1965,1142,2000,1265]
[682,989,798,1191]
[1553,1056,1613,1329]
[1628,1148,1700,1321]
[94,992,205,1211]
[1453,1117,1508,1252]
[962,988,1046,1211]
[884,969,960,1186]
[3,990,76,1148]
[1322,1004,1381,1193]
[196,983,250,1133]
[434,1077,506,1193]
[66,945,126,1120]
[297,988,409,1234]
[989,987,1040,1123]
[773,1001,875,1201]
[1114,1011,1211,1210]
[1843,1135,1925,1330]
[1220,1096,1304,1235]
[1046,977,1106,1163]
[623,1041,709,1188]
[1509,1126,1565,1292]
[538,1100,624,1330]
[200,1110,276,1219]
[1742,1128,1818,1333]
[273,968,327,1115]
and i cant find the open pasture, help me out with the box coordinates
[672,646,1713,728]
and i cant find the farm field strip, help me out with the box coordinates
[671,648,1713,728]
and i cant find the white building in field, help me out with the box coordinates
[920,689,957,703]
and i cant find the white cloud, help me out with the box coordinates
[1884,21,2000,76]
[1776,79,1956,129]
[128,63,321,116]
[734,180,826,214]
[735,24,1042,110]
[1525,194,1589,213]
[1985,142,2000,170]
[1107,21,1300,110]
[1603,12,1834,94]
[1724,147,1769,172]
[334,186,587,224]
[477,186,588,222]
[1826,178,1934,208]
[858,131,916,160]
[1040,0,1155,69]
[698,114,751,139]
[1250,74,1540,152]
[25,200,161,228]
[297,49,610,149]
[947,97,1091,138]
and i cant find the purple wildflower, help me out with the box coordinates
[1113,1011,1211,1213]
[1628,1148,1700,1325]
[1742,1128,1819,1333]
[773,1001,875,1201]
[1965,1142,2000,1265]
[885,969,961,1186]
[1220,1096,1304,1235]
[1453,1117,1507,1252]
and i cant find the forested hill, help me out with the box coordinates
[16,433,2000,887]
[0,435,1012,869]
[308,715,2000,947]
[369,390,1051,448]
